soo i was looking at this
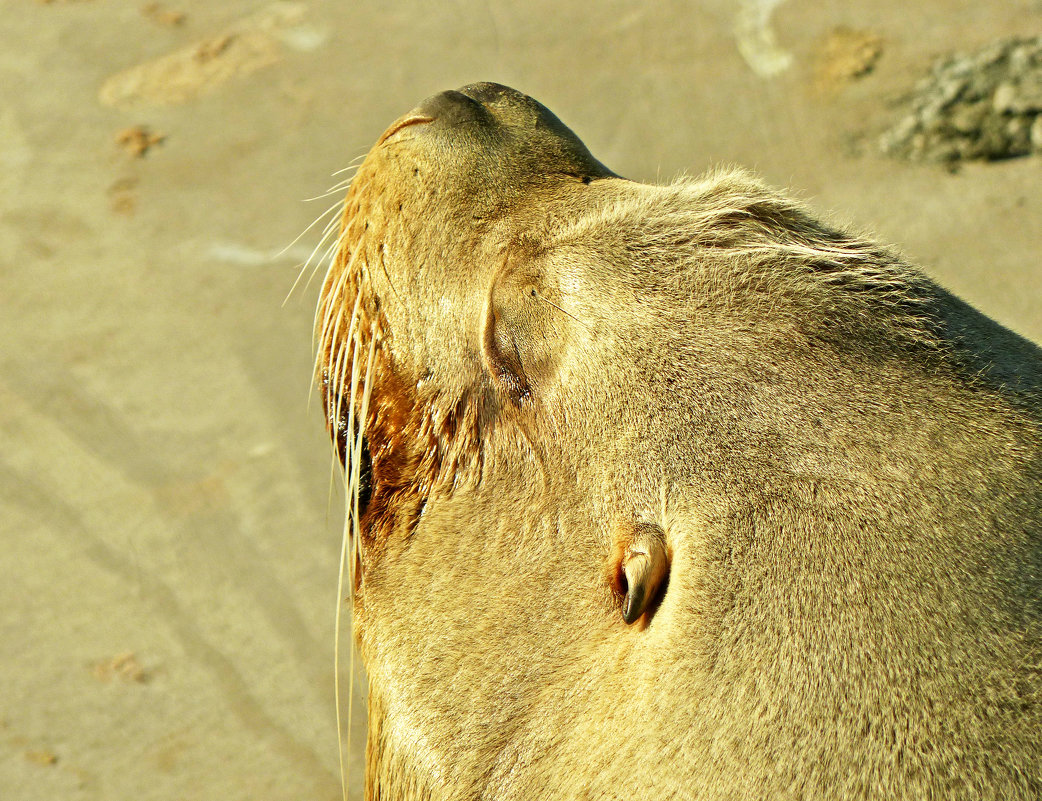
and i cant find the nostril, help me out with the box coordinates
[410,89,490,127]
[376,114,434,145]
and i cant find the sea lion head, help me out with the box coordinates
[315,84,1042,799]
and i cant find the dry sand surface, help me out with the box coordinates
[2,1,1040,799]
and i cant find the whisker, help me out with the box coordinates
[333,328,363,801]
[284,200,347,305]
[303,167,360,202]
[311,295,345,415]
[327,442,340,522]
[317,279,362,408]
[309,261,362,408]
[333,506,352,801]
[278,194,345,260]
[344,327,372,801]
[535,292,593,331]
[330,335,350,447]
[354,320,379,563]
[343,329,364,547]
[319,147,368,801]
[323,173,358,195]
[339,329,366,801]
[286,204,350,306]
[345,590,357,801]
[315,260,350,360]
[332,153,367,178]
[299,226,347,304]
[345,282,365,352]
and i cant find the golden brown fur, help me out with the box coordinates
[315,83,1042,800]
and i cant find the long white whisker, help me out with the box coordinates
[337,330,364,801]
[354,320,378,560]
[329,336,350,798]
[328,177,355,193]
[333,502,352,801]
[285,201,348,306]
[350,323,377,620]
[316,247,360,357]
[278,194,345,261]
[301,225,350,299]
[345,591,357,801]
[300,184,351,203]
[330,336,350,448]
[320,171,360,197]
[313,218,363,343]
[315,277,360,403]
[310,293,343,416]
[346,333,364,521]
[317,147,369,801]
[332,154,366,177]
[302,167,360,202]
[309,262,362,409]
[314,268,346,372]
[354,318,379,566]
[344,278,365,353]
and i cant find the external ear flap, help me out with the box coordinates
[482,292,532,403]
[614,523,670,625]
[481,251,560,404]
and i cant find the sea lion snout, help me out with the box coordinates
[384,82,615,183]
[384,83,521,143]
[408,82,558,132]
[407,88,492,130]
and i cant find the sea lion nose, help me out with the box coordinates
[378,89,493,144]
[411,89,492,127]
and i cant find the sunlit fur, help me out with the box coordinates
[314,84,1042,800]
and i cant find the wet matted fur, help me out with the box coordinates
[313,83,1042,800]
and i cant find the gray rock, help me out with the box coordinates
[882,35,1042,163]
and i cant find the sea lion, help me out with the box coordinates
[315,82,1042,800]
